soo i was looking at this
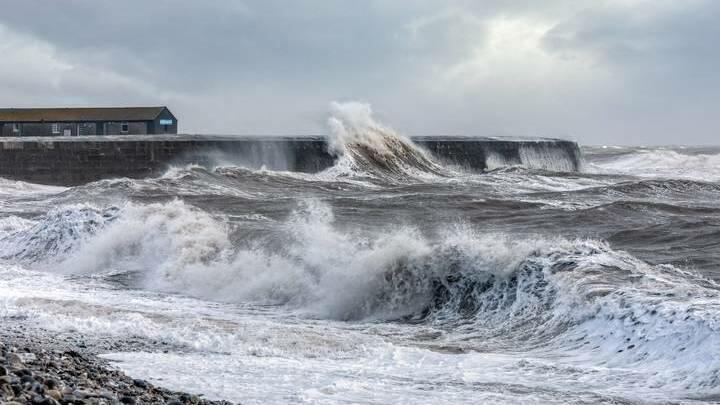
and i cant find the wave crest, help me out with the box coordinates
[326,102,446,180]
[588,148,720,181]
[3,199,719,390]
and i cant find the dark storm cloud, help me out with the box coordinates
[0,1,460,88]
[0,1,718,144]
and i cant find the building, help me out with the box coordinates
[0,106,178,137]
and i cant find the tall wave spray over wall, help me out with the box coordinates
[326,102,446,180]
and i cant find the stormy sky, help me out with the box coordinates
[0,1,717,145]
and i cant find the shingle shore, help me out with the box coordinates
[0,332,234,405]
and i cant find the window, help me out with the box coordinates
[12,123,19,133]
[52,123,60,134]
[120,122,129,133]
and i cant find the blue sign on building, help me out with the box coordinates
[159,119,173,125]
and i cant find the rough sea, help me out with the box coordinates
[1,107,719,404]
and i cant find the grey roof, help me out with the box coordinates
[0,107,169,122]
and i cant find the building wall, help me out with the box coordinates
[150,109,178,134]
[1,122,99,136]
[102,121,148,135]
[1,122,29,136]
[0,121,155,136]
[23,123,52,136]
[0,108,179,136]
[78,123,97,135]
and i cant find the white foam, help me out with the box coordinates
[0,204,117,263]
[484,146,578,172]
[324,101,447,181]
[0,177,66,197]
[0,215,36,238]
[2,199,719,402]
[588,149,720,181]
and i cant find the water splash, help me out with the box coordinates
[588,148,720,181]
[326,102,446,180]
[1,198,719,397]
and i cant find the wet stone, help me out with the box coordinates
[1,329,234,404]
[131,379,147,389]
[20,374,35,384]
[7,353,24,366]
[47,389,63,400]
[45,378,59,389]
[15,368,32,377]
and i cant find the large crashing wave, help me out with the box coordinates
[323,101,583,178]
[1,199,719,392]
[325,102,447,180]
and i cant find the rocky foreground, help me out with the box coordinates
[0,337,233,405]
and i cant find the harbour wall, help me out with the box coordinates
[0,135,582,186]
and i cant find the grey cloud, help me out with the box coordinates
[0,1,718,144]
[538,1,720,143]
[543,1,720,84]
[0,1,420,87]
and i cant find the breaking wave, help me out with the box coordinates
[325,102,447,181]
[0,177,66,197]
[588,149,720,181]
[323,102,582,181]
[0,205,118,263]
[1,198,719,392]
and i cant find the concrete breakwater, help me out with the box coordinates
[0,135,582,186]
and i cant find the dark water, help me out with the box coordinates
[1,124,719,404]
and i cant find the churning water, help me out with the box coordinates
[1,103,719,404]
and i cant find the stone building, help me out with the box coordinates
[0,107,178,137]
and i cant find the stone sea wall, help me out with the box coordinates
[0,135,581,186]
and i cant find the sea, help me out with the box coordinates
[1,105,719,404]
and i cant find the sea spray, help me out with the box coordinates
[0,204,118,263]
[0,192,718,399]
[4,198,720,389]
[325,101,446,180]
[588,148,720,181]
